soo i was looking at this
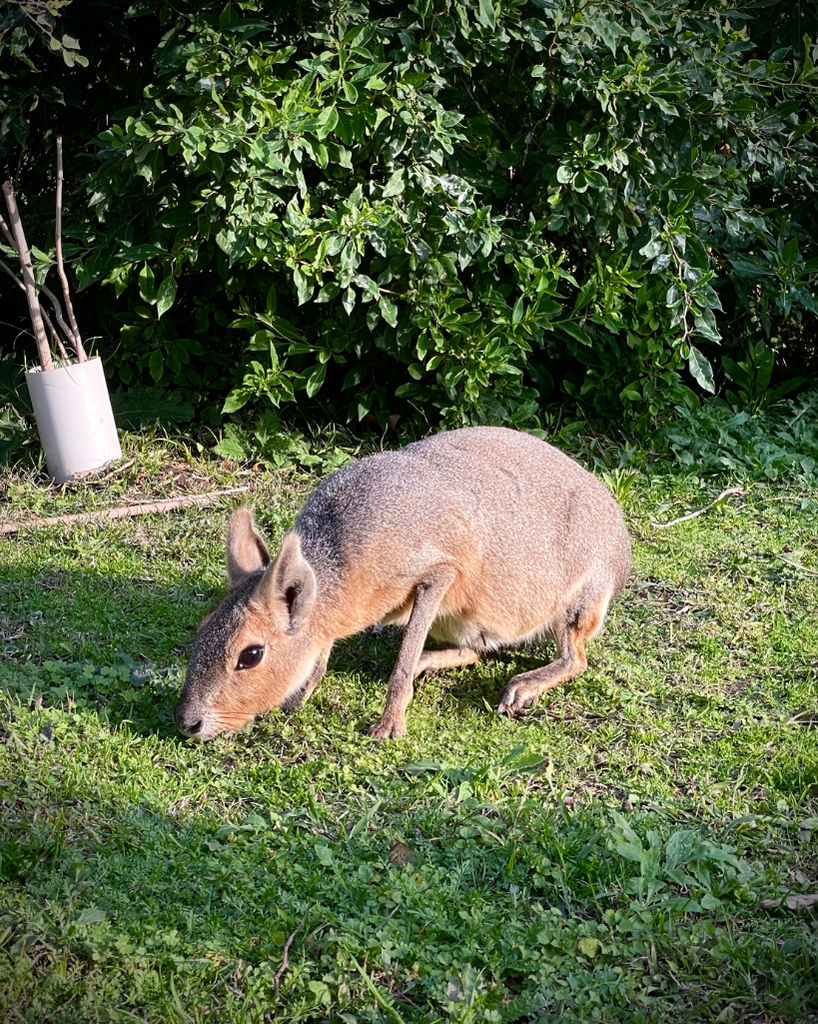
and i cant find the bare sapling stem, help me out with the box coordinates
[55,137,87,361]
[39,281,77,351]
[0,210,17,249]
[42,308,71,361]
[2,216,85,356]
[2,180,53,372]
[0,256,69,359]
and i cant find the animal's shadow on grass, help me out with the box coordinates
[331,626,563,714]
[0,563,215,740]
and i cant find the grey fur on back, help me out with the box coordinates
[294,426,630,634]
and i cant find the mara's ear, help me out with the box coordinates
[227,508,270,587]
[254,532,317,635]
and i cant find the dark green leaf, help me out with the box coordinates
[148,350,164,383]
[138,264,156,304]
[688,345,715,393]
[559,321,592,347]
[382,168,405,198]
[379,295,398,327]
[305,363,326,398]
[477,0,496,29]
[156,276,177,319]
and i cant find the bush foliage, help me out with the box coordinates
[3,1,818,431]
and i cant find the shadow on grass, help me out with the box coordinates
[0,773,317,1022]
[2,726,816,1024]
[333,627,569,714]
[0,562,215,740]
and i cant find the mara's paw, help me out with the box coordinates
[497,679,541,717]
[368,715,407,740]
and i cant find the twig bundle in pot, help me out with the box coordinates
[1,139,121,483]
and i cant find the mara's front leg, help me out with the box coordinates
[369,568,458,739]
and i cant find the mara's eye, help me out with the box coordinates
[236,645,264,670]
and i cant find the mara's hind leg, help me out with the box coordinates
[497,581,613,717]
[416,646,480,675]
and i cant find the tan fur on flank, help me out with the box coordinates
[174,427,631,741]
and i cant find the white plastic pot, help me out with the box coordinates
[26,356,122,483]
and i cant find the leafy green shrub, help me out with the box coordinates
[660,389,818,482]
[0,0,88,160]
[722,340,807,413]
[58,2,818,427]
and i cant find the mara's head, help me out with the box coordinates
[174,508,325,741]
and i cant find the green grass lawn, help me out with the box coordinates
[1,432,817,1023]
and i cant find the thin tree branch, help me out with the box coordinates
[772,554,818,578]
[2,180,52,371]
[0,256,68,359]
[0,488,250,535]
[0,253,82,356]
[761,893,818,910]
[55,137,87,361]
[2,167,84,361]
[0,210,17,249]
[38,277,79,354]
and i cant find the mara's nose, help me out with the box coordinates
[174,704,203,737]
